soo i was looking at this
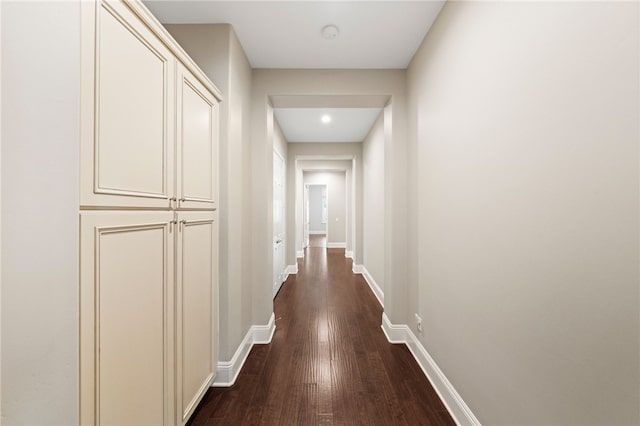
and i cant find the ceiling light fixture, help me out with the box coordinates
[321,24,340,40]
[321,114,331,123]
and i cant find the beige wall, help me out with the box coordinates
[166,24,254,361]
[407,1,639,424]
[1,2,80,423]
[362,112,385,292]
[303,172,346,244]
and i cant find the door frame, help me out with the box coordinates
[305,183,329,244]
[295,156,355,260]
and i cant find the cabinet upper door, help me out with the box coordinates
[176,64,219,210]
[81,0,175,209]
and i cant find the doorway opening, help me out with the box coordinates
[304,183,327,248]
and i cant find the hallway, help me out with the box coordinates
[187,243,454,425]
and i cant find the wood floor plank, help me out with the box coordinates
[187,235,455,426]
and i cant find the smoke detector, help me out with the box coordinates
[321,24,340,40]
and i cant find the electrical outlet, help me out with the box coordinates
[414,313,422,333]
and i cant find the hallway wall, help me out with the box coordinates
[362,112,385,294]
[406,1,639,424]
[1,2,80,423]
[165,24,254,362]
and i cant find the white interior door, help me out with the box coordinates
[303,184,310,248]
[273,151,286,297]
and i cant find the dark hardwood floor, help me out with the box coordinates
[187,236,455,425]
[308,233,327,247]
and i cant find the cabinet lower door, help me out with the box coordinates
[176,211,218,424]
[80,211,175,426]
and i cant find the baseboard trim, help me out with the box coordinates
[345,250,353,259]
[326,242,346,249]
[253,313,276,343]
[212,313,276,387]
[361,266,384,307]
[381,313,480,426]
[296,250,304,258]
[286,264,298,275]
[352,264,384,307]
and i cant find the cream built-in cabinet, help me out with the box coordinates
[175,211,218,423]
[176,64,219,210]
[79,1,222,425]
[80,211,176,426]
[80,0,176,209]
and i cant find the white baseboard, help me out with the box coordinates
[296,250,304,258]
[381,313,480,426]
[352,264,383,307]
[286,264,298,275]
[252,313,276,343]
[212,313,276,387]
[345,250,353,259]
[309,231,326,235]
[326,242,346,249]
[361,266,384,307]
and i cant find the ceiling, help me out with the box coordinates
[143,1,446,69]
[274,108,382,143]
[144,1,445,142]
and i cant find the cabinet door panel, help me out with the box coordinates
[80,211,175,425]
[177,65,218,210]
[81,0,174,209]
[176,211,218,424]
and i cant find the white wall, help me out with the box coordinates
[407,2,639,424]
[304,172,346,244]
[1,2,80,424]
[307,185,325,233]
[165,24,255,361]
[362,112,385,293]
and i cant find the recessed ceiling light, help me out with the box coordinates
[321,115,331,123]
[321,24,339,40]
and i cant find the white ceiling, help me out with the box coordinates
[144,1,444,142]
[274,108,382,142]
[143,1,446,69]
